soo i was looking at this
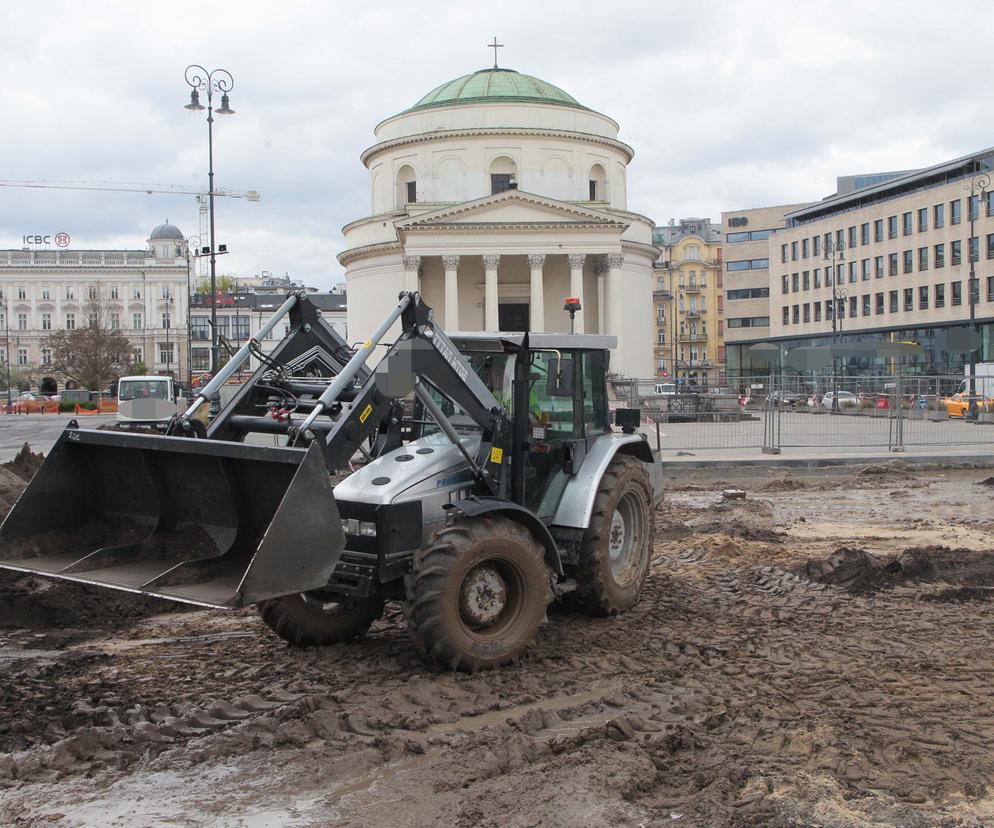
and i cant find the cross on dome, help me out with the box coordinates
[488,36,503,69]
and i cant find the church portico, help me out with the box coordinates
[340,58,658,377]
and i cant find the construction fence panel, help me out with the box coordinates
[892,374,994,447]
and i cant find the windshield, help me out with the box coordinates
[119,380,170,401]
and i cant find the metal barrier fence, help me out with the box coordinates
[613,374,994,453]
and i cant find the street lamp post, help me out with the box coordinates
[966,171,990,420]
[164,288,173,378]
[2,291,10,410]
[824,238,846,412]
[183,65,235,377]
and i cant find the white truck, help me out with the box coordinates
[117,375,181,426]
[957,363,994,398]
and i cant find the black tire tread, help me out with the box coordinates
[258,593,385,647]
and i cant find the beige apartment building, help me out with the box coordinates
[768,148,994,374]
[720,203,809,380]
[651,218,724,386]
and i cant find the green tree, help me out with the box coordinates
[44,291,133,390]
[195,274,237,294]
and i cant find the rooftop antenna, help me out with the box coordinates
[488,36,503,69]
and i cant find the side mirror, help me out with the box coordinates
[545,357,574,397]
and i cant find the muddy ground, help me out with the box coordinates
[1,460,994,826]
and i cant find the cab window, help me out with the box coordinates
[527,350,577,437]
[581,350,609,435]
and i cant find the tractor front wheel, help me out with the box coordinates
[403,516,550,672]
[258,591,385,646]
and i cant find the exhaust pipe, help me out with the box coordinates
[0,428,346,608]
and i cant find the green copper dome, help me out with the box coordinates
[407,68,587,113]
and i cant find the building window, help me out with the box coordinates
[874,256,884,278]
[41,288,50,300]
[902,212,913,236]
[110,286,119,300]
[952,281,962,306]
[888,253,898,276]
[789,241,797,261]
[88,286,98,300]
[934,203,945,228]
[875,292,884,314]
[918,207,928,232]
[848,226,857,248]
[861,259,870,280]
[791,273,799,292]
[87,313,97,328]
[657,330,666,345]
[782,307,790,325]
[903,250,913,274]
[969,194,980,221]
[161,312,171,329]
[65,286,74,300]
[849,296,858,317]
[133,287,142,299]
[133,347,143,365]
[951,199,962,225]
[862,295,871,316]
[726,258,769,271]
[848,261,857,283]
[686,245,701,261]
[41,347,51,366]
[192,348,211,371]
[110,313,120,329]
[935,243,945,268]
[17,287,26,300]
[132,313,142,330]
[781,275,789,295]
[814,302,822,322]
[969,236,979,262]
[792,305,800,324]
[16,313,26,330]
[813,268,821,288]
[951,240,962,266]
[191,315,210,340]
[802,303,810,323]
[826,299,834,321]
[909,288,918,311]
[918,247,928,271]
[802,271,810,290]
[158,343,174,365]
[836,229,844,247]
[813,235,821,256]
[873,219,883,242]
[860,223,870,245]
[65,313,75,330]
[781,244,788,264]
[16,348,27,366]
[41,312,51,330]
[802,238,809,258]
[935,283,945,308]
[887,216,897,239]
[889,290,898,313]
[988,276,994,302]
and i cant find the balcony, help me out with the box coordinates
[682,283,702,294]
[684,310,700,319]
[653,287,672,298]
[701,359,715,368]
[678,333,708,344]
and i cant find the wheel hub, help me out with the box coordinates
[459,564,508,626]
[608,511,627,561]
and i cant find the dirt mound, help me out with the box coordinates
[684,498,782,542]
[0,572,182,630]
[801,545,994,595]
[761,478,807,492]
[0,467,27,519]
[857,461,912,479]
[978,477,994,487]
[2,443,44,482]
[96,423,162,435]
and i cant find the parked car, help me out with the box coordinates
[821,390,858,410]
[766,390,805,408]
[943,393,994,419]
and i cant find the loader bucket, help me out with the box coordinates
[0,428,346,608]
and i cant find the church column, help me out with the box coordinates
[442,255,460,329]
[402,255,421,293]
[595,257,608,335]
[528,254,545,332]
[607,252,624,351]
[567,253,586,334]
[483,254,500,331]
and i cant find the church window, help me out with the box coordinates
[588,163,608,201]
[395,165,416,208]
[489,156,518,195]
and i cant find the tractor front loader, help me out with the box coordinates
[0,291,661,670]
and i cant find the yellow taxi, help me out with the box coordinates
[943,393,994,418]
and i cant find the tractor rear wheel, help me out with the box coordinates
[403,516,549,672]
[258,591,385,646]
[571,454,653,616]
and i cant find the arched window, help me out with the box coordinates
[395,165,416,208]
[588,163,608,201]
[685,244,701,261]
[489,156,517,194]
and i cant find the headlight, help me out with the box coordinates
[341,518,376,537]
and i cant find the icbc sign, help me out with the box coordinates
[23,232,70,247]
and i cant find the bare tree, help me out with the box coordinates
[44,287,134,390]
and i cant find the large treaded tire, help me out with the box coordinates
[403,516,550,672]
[572,454,654,616]
[258,592,385,646]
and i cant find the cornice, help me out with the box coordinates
[403,221,623,233]
[621,240,662,260]
[397,189,628,228]
[337,240,403,267]
[362,126,634,167]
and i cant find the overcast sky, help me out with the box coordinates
[1,0,992,290]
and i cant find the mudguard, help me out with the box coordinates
[447,497,563,575]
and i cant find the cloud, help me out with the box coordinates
[1,0,992,292]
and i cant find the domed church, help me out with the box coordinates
[339,56,658,376]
